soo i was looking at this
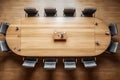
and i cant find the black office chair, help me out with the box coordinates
[43,58,57,70]
[0,22,9,35]
[24,7,39,17]
[81,8,96,17]
[63,8,76,17]
[0,40,10,52]
[81,57,97,68]
[44,8,57,17]
[63,58,77,70]
[22,57,38,68]
[109,23,118,36]
[107,41,119,54]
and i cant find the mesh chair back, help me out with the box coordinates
[64,8,76,17]
[44,8,57,17]
[82,8,96,17]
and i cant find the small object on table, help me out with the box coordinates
[105,32,110,35]
[16,27,19,31]
[17,48,21,51]
[53,32,67,41]
[95,22,98,26]
[17,35,20,37]
[95,41,100,46]
[14,47,16,50]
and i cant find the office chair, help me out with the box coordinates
[81,8,96,17]
[0,40,9,52]
[44,8,57,17]
[63,58,77,70]
[22,57,38,68]
[63,8,76,17]
[43,58,57,70]
[109,23,118,36]
[0,22,9,35]
[81,57,97,68]
[24,7,39,17]
[107,41,119,54]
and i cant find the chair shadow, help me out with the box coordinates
[84,68,98,80]
[0,52,23,80]
[18,57,56,80]
[64,66,98,80]
[0,52,22,65]
[70,58,100,80]
[20,68,37,80]
[44,57,62,80]
[65,70,78,80]
[63,57,98,80]
[80,61,99,80]
[17,58,41,80]
[98,52,120,65]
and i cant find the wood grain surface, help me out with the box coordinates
[6,17,111,56]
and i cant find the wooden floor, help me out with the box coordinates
[0,0,120,80]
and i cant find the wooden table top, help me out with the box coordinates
[6,17,111,57]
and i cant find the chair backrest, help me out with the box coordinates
[63,8,76,17]
[82,8,96,17]
[44,8,57,17]
[22,57,38,68]
[109,23,118,36]
[63,58,77,70]
[81,57,97,68]
[43,58,57,70]
[0,22,9,35]
[24,7,39,17]
[107,41,119,53]
[0,40,9,52]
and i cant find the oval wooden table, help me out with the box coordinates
[6,17,111,57]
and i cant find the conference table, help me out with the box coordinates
[6,17,111,57]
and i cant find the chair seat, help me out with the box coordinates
[64,62,76,69]
[45,13,56,17]
[81,14,93,17]
[107,41,119,53]
[81,57,97,68]
[0,23,9,35]
[43,58,57,70]
[44,62,56,69]
[28,13,39,17]
[44,8,57,17]
[83,61,97,68]
[22,60,37,68]
[63,58,77,70]
[0,40,9,52]
[22,57,38,68]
